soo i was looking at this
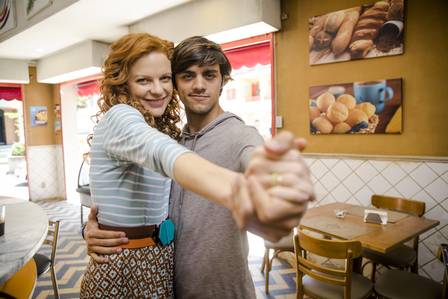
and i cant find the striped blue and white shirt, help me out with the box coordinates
[89,104,190,227]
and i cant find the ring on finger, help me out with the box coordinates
[271,172,283,187]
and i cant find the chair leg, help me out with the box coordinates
[50,265,59,299]
[261,247,268,273]
[80,205,83,227]
[411,257,419,274]
[353,256,363,274]
[371,262,377,282]
[265,248,271,294]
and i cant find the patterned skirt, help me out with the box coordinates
[80,242,174,299]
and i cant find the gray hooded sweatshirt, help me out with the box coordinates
[170,112,263,299]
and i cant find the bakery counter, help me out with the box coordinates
[0,199,48,284]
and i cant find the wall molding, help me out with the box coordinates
[303,153,448,163]
[27,144,62,149]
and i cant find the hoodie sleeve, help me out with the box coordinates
[237,126,264,172]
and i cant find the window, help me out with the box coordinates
[221,34,275,139]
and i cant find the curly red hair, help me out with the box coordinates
[94,33,181,139]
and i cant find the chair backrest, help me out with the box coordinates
[438,244,448,299]
[294,231,362,299]
[371,194,425,217]
[44,220,60,263]
[77,153,90,188]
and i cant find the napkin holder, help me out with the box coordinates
[364,209,388,225]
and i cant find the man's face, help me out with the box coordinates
[175,64,222,116]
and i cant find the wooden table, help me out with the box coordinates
[0,199,48,284]
[300,202,440,254]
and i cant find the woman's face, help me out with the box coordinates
[127,51,173,117]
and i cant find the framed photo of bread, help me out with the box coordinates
[309,0,405,65]
[30,105,48,127]
[309,78,402,134]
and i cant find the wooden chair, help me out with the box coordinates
[0,259,37,299]
[294,230,373,299]
[33,220,60,299]
[362,195,425,281]
[261,232,295,294]
[374,243,448,299]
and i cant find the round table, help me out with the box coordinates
[0,199,48,284]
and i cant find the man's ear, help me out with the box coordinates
[219,79,224,96]
[219,75,230,96]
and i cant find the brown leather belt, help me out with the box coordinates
[121,237,155,249]
[99,224,157,249]
[99,224,156,239]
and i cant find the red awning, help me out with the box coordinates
[0,86,22,101]
[224,42,270,70]
[77,80,100,97]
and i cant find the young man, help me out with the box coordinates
[84,36,314,298]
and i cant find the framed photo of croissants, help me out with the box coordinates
[309,0,404,65]
[309,78,402,134]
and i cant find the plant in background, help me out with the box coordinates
[11,143,25,156]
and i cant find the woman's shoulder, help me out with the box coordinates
[108,104,139,114]
[105,104,144,121]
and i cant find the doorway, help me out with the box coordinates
[60,79,100,204]
[221,34,275,140]
[0,110,6,145]
[0,85,28,200]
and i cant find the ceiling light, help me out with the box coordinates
[205,22,277,45]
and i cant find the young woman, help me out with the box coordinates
[79,33,250,298]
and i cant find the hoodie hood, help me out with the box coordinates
[180,112,245,150]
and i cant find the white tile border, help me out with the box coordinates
[304,153,448,163]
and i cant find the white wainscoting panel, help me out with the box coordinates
[27,145,65,201]
[304,155,448,281]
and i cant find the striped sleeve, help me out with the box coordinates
[102,104,190,179]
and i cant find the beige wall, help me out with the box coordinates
[23,67,55,146]
[276,0,448,157]
[0,59,29,83]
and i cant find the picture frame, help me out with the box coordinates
[309,78,402,134]
[30,105,48,127]
[309,0,405,65]
[0,0,17,36]
[26,0,52,19]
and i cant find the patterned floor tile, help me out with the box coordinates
[32,200,297,298]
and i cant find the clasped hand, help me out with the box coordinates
[229,131,315,242]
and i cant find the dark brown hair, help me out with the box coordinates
[172,36,232,87]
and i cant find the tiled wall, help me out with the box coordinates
[27,145,65,200]
[304,155,448,282]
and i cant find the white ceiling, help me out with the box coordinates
[0,0,191,60]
